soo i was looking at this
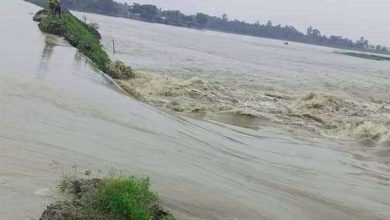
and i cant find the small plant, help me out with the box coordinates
[84,170,92,176]
[57,178,70,194]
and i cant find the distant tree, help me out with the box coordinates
[162,10,190,26]
[312,29,321,37]
[355,36,369,49]
[307,27,321,38]
[195,13,209,27]
[182,15,195,27]
[130,4,158,20]
[96,0,114,14]
[307,26,313,35]
[222,14,228,22]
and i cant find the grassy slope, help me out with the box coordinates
[38,11,110,72]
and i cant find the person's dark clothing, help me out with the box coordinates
[55,1,61,17]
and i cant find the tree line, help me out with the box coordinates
[26,0,389,54]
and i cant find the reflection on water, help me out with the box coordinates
[1,1,390,220]
[42,36,55,59]
[38,36,55,75]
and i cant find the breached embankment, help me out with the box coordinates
[32,9,389,151]
[116,72,390,148]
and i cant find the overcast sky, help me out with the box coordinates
[117,0,390,46]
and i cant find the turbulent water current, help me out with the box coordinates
[0,1,389,220]
[70,11,390,147]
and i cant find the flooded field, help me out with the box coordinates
[0,1,390,220]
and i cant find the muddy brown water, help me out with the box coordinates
[72,10,390,144]
[1,1,389,219]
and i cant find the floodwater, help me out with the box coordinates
[1,1,390,220]
[73,11,390,144]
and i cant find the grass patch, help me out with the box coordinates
[42,176,174,220]
[97,177,158,220]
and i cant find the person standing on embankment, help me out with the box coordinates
[48,0,55,17]
[54,0,62,17]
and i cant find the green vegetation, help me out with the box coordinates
[97,177,158,220]
[41,176,174,220]
[33,9,134,79]
[335,52,390,61]
[25,0,389,55]
[36,10,110,72]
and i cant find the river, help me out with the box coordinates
[0,1,389,220]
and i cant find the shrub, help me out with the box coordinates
[41,177,174,220]
[97,177,158,220]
